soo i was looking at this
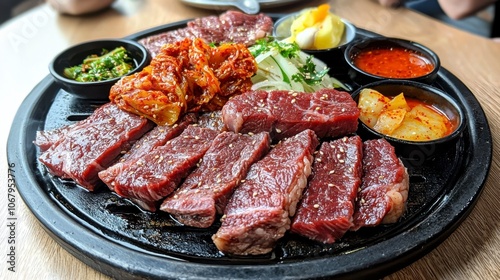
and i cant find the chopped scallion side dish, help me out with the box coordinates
[63,46,134,82]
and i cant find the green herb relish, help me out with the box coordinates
[63,46,134,82]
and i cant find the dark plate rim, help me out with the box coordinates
[7,15,493,280]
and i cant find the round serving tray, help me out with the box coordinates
[7,16,492,279]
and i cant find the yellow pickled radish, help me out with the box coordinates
[314,14,345,49]
[288,4,345,50]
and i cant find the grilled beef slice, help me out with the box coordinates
[34,123,78,152]
[291,136,363,243]
[212,129,319,255]
[351,138,409,230]
[38,103,153,191]
[196,111,226,132]
[221,88,359,141]
[160,131,271,228]
[139,11,273,57]
[99,125,218,211]
[115,113,196,163]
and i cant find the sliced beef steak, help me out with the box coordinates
[351,139,409,230]
[218,11,272,46]
[98,113,196,197]
[139,11,273,57]
[212,129,319,255]
[221,88,359,140]
[291,136,363,243]
[34,102,142,152]
[196,111,226,132]
[34,123,77,152]
[38,103,153,191]
[160,131,271,228]
[117,113,196,163]
[99,125,219,211]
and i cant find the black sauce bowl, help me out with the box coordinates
[352,80,465,160]
[49,39,150,100]
[273,12,357,74]
[345,37,440,86]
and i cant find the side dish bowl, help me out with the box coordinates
[49,39,150,100]
[352,80,465,160]
[345,37,440,85]
[273,11,357,72]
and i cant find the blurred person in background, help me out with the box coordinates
[1,0,115,25]
[1,0,43,24]
[377,0,498,39]
[46,0,115,15]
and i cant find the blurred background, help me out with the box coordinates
[0,0,496,38]
[1,0,44,25]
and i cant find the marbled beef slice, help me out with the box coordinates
[38,103,153,191]
[34,123,77,152]
[99,125,219,212]
[116,113,196,163]
[98,113,196,200]
[196,111,226,132]
[160,131,271,228]
[219,11,274,46]
[138,11,273,57]
[291,136,363,244]
[212,129,319,255]
[222,88,359,140]
[351,138,410,230]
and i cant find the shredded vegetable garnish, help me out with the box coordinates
[249,39,348,92]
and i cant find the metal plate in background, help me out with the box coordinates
[180,0,304,12]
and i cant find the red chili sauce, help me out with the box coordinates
[353,47,434,78]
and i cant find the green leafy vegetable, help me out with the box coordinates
[292,56,330,86]
[249,39,347,92]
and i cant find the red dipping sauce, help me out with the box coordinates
[353,47,435,79]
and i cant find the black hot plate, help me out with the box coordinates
[7,16,492,279]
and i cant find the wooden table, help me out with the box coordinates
[1,0,499,279]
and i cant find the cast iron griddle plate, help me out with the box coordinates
[7,16,492,280]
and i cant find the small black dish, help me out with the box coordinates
[345,37,440,85]
[352,80,465,160]
[49,39,150,100]
[273,11,357,73]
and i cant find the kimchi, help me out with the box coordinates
[110,38,257,125]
